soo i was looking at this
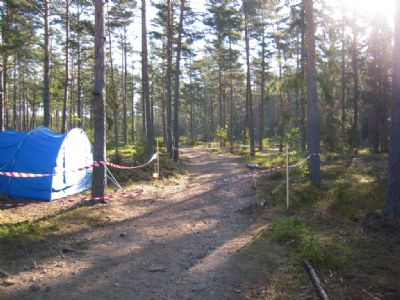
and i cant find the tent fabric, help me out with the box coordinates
[0,128,93,201]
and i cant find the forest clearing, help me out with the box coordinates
[1,0,400,299]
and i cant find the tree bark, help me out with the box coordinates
[13,60,17,129]
[300,5,307,152]
[61,0,70,133]
[173,0,185,162]
[142,0,153,158]
[305,0,321,185]
[92,0,107,199]
[383,0,400,218]
[259,28,266,151]
[341,20,346,151]
[77,5,83,128]
[123,28,128,145]
[0,61,3,131]
[131,62,135,143]
[3,56,9,129]
[106,3,119,151]
[229,40,234,152]
[351,29,359,153]
[43,0,50,128]
[166,0,173,155]
[244,11,255,157]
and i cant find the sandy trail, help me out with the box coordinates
[1,148,273,299]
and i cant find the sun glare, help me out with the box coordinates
[330,0,395,24]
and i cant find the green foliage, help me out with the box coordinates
[271,216,348,268]
[261,138,270,150]
[329,175,385,218]
[271,216,308,242]
[299,233,348,268]
[216,125,228,140]
[291,183,323,207]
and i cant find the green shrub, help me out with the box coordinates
[271,217,349,269]
[300,233,348,268]
[330,176,385,218]
[271,216,308,242]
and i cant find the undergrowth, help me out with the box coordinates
[271,216,349,269]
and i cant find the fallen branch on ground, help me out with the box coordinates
[304,259,329,300]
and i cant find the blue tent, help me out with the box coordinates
[0,128,93,201]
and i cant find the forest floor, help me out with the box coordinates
[0,147,399,299]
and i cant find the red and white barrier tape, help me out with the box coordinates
[211,153,318,184]
[103,153,157,170]
[0,171,53,178]
[0,154,158,178]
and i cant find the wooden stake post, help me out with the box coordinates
[153,138,160,179]
[286,144,289,209]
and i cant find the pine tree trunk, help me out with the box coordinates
[166,0,173,155]
[92,0,107,199]
[77,6,83,128]
[43,0,50,127]
[13,60,17,129]
[70,57,76,128]
[0,61,3,131]
[351,29,359,153]
[3,56,9,129]
[229,40,234,152]
[123,29,128,145]
[341,17,346,151]
[278,44,284,153]
[173,0,185,162]
[384,0,400,219]
[107,3,119,151]
[218,46,224,146]
[62,0,70,133]
[142,0,153,158]
[131,63,135,143]
[244,13,255,157]
[259,30,266,151]
[300,7,307,152]
[305,0,321,185]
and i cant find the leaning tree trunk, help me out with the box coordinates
[305,0,321,185]
[92,0,107,199]
[43,0,51,128]
[383,0,400,219]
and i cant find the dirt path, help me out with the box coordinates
[1,148,275,299]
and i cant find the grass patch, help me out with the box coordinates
[270,216,349,269]
[329,175,385,219]
[0,206,108,243]
[0,220,59,242]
